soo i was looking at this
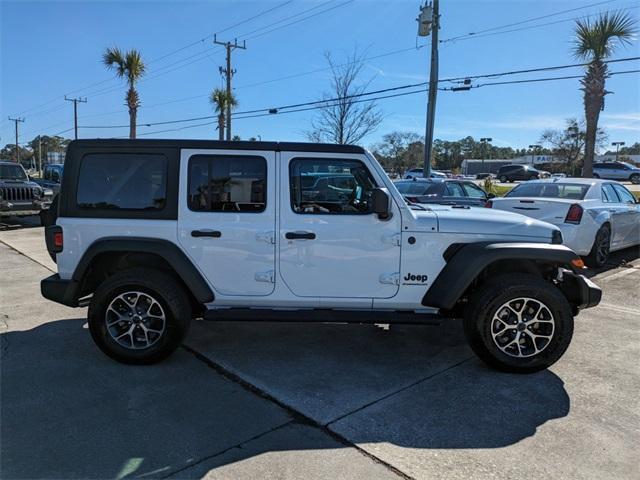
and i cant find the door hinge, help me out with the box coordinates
[256,231,276,244]
[379,272,400,285]
[382,233,401,246]
[255,270,275,283]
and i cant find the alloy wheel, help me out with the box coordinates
[491,297,555,358]
[105,291,166,350]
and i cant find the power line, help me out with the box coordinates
[4,0,319,122]
[441,0,620,43]
[441,3,637,44]
[93,68,640,139]
[77,56,640,131]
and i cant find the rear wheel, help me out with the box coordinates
[584,225,611,268]
[463,274,573,373]
[88,268,192,364]
[592,173,600,179]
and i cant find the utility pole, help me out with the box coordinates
[417,0,439,178]
[38,137,43,178]
[612,141,625,162]
[213,35,246,141]
[8,117,25,163]
[65,96,87,140]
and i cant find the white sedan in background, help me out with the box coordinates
[488,179,640,267]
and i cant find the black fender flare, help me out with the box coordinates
[72,237,214,304]
[422,242,580,310]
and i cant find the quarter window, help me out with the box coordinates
[77,153,167,210]
[290,158,377,214]
[462,182,486,198]
[187,155,266,212]
[601,184,619,203]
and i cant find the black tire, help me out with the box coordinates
[88,268,192,365]
[630,173,640,185]
[499,175,507,183]
[592,173,600,179]
[584,224,611,268]
[463,273,574,373]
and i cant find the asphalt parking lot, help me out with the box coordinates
[1,218,639,479]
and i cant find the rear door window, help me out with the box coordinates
[612,184,636,204]
[462,182,486,198]
[188,155,266,212]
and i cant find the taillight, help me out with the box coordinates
[564,204,583,224]
[45,225,63,255]
[485,200,493,208]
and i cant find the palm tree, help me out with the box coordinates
[209,89,238,141]
[103,47,146,139]
[573,12,636,177]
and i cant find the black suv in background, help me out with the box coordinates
[1,161,54,224]
[497,164,541,182]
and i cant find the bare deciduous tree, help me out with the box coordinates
[306,51,383,145]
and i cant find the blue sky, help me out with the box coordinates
[1,0,639,150]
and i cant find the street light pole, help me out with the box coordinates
[612,141,625,162]
[480,137,492,172]
[417,0,439,178]
[529,144,541,165]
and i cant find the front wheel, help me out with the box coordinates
[463,274,574,373]
[88,268,192,364]
[499,175,507,183]
[630,173,640,184]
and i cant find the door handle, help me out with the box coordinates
[285,231,316,240]
[191,229,222,238]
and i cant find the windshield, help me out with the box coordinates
[506,183,590,200]
[0,164,28,180]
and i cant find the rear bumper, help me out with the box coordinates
[41,274,80,307]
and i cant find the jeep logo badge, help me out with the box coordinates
[403,273,428,285]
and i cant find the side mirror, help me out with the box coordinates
[487,193,496,199]
[372,187,391,220]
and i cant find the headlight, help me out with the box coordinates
[33,187,42,198]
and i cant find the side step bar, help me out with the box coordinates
[203,308,444,325]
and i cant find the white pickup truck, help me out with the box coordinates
[41,139,601,373]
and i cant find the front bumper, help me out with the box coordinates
[1,199,52,215]
[41,274,80,307]
[560,269,602,311]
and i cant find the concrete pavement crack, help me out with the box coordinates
[182,343,415,480]
[160,420,294,479]
[0,239,55,273]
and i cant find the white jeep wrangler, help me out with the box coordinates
[41,140,601,373]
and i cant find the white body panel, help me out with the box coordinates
[55,148,565,311]
[55,218,178,280]
[177,149,277,297]
[278,151,403,300]
[491,179,640,255]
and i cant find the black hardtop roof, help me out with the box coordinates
[0,160,24,166]
[67,139,365,154]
